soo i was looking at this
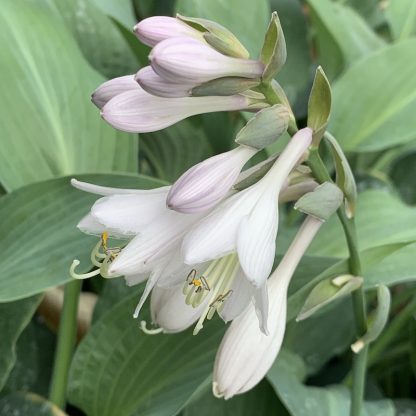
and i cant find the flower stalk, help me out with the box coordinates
[307,143,368,416]
[49,279,82,409]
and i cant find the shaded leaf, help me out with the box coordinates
[0,296,41,392]
[385,0,416,41]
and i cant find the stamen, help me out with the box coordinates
[140,320,163,335]
[90,240,105,267]
[69,260,101,279]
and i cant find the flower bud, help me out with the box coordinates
[135,66,193,98]
[213,216,323,399]
[134,16,202,47]
[101,86,265,133]
[167,146,258,214]
[150,37,264,84]
[191,77,260,97]
[91,75,139,109]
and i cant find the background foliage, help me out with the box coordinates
[0,0,415,415]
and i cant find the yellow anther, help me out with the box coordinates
[192,279,202,287]
[101,232,109,250]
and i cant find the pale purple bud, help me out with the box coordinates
[150,37,264,84]
[101,86,265,133]
[167,146,258,214]
[135,66,194,98]
[213,216,323,399]
[134,16,202,47]
[91,75,139,109]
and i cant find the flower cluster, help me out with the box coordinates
[72,14,340,399]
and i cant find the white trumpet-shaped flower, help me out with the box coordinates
[101,85,265,133]
[134,16,202,47]
[213,215,324,399]
[150,37,264,84]
[182,128,313,288]
[167,145,258,214]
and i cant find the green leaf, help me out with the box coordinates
[385,0,416,41]
[307,67,331,144]
[91,0,136,29]
[390,151,416,205]
[0,1,137,191]
[68,293,225,416]
[182,379,289,416]
[140,119,215,182]
[0,392,67,416]
[330,40,416,152]
[0,174,164,302]
[3,320,56,397]
[267,350,395,416]
[51,0,139,78]
[175,0,270,58]
[306,0,384,79]
[0,296,41,392]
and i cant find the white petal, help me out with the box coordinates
[77,213,106,236]
[71,178,170,197]
[182,188,258,264]
[90,191,169,236]
[253,284,269,335]
[124,272,149,287]
[219,267,254,323]
[91,75,139,109]
[101,87,251,134]
[237,192,278,287]
[150,284,208,333]
[109,210,202,276]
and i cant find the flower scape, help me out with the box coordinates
[71,13,350,399]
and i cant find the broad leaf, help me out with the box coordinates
[91,0,136,29]
[50,0,139,79]
[0,392,67,416]
[306,0,384,78]
[68,293,225,416]
[182,379,289,416]
[268,350,395,415]
[140,119,214,182]
[0,174,164,302]
[330,40,416,152]
[175,0,270,58]
[0,296,41,392]
[0,1,137,191]
[385,0,416,41]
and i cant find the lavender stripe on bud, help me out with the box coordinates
[134,16,202,47]
[135,66,194,98]
[167,146,258,214]
[150,37,264,84]
[91,75,139,109]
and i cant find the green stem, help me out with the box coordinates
[307,145,368,416]
[49,279,82,408]
[368,296,416,367]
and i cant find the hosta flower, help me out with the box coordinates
[135,66,194,98]
[167,145,258,214]
[182,128,313,288]
[213,215,324,399]
[91,75,139,109]
[150,37,263,84]
[134,16,202,47]
[101,85,265,133]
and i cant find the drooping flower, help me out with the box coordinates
[212,215,324,399]
[149,37,264,84]
[167,145,258,214]
[134,16,202,47]
[182,128,313,289]
[101,85,266,133]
